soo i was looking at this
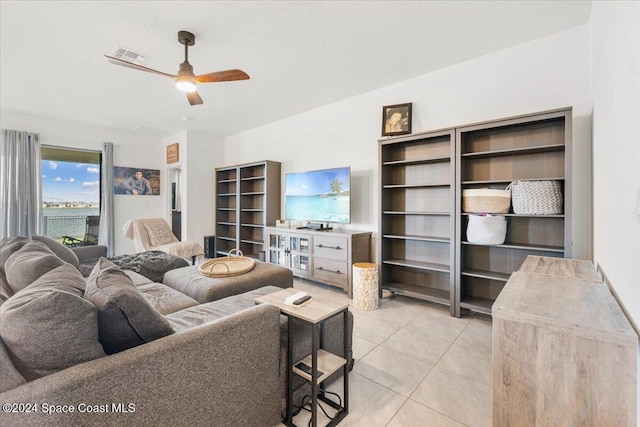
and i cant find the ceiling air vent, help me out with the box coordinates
[111,47,146,65]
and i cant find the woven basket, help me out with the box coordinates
[198,249,256,278]
[462,189,511,213]
[508,180,563,215]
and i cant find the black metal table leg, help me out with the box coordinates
[319,322,326,399]
[343,310,349,414]
[311,323,318,427]
[287,315,293,426]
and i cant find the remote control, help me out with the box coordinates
[284,291,307,305]
[295,362,313,375]
[293,295,312,305]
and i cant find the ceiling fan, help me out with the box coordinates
[104,31,249,106]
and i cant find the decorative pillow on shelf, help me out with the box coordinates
[143,222,176,247]
[84,258,174,354]
[0,264,106,380]
[32,234,80,268]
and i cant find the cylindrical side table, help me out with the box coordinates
[352,262,378,311]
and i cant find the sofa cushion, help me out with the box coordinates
[138,282,199,315]
[143,221,176,247]
[124,269,154,286]
[0,264,106,381]
[166,286,281,332]
[73,245,108,277]
[32,235,80,268]
[5,241,66,293]
[85,258,174,354]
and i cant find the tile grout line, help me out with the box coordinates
[396,315,477,426]
[434,364,493,389]
[405,397,473,427]
[432,315,493,387]
[353,314,456,425]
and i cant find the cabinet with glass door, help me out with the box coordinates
[267,230,312,278]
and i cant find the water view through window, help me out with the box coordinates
[41,147,101,242]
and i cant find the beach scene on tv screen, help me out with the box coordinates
[285,167,350,223]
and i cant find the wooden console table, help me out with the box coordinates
[493,256,637,426]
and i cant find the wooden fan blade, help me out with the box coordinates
[193,69,250,83]
[187,91,203,106]
[104,55,176,78]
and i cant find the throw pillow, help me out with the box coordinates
[32,235,80,268]
[0,264,106,380]
[0,236,29,273]
[0,271,12,305]
[5,241,66,294]
[143,222,176,247]
[85,258,174,354]
[0,339,25,393]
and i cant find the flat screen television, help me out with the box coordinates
[285,166,351,224]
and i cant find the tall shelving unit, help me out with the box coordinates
[455,108,572,316]
[215,160,281,259]
[215,166,238,257]
[379,129,456,315]
[378,107,572,318]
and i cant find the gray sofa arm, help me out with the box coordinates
[0,304,282,427]
[70,245,107,264]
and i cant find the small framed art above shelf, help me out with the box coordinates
[382,102,412,137]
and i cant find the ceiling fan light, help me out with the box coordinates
[176,80,197,92]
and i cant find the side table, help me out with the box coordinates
[256,288,349,427]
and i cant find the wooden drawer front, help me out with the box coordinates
[313,235,348,261]
[313,258,348,288]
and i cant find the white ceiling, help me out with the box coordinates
[0,1,591,138]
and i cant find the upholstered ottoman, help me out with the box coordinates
[162,261,293,303]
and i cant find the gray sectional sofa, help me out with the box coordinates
[0,236,353,426]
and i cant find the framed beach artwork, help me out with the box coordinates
[114,167,160,195]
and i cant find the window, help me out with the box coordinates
[40,147,101,243]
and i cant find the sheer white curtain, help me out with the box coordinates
[98,142,115,256]
[0,129,42,238]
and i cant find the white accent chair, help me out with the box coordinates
[123,218,204,264]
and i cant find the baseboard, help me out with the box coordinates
[597,263,640,337]
[598,264,640,426]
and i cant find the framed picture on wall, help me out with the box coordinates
[382,102,412,136]
[166,143,179,164]
[113,167,160,195]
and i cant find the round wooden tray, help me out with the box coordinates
[198,249,256,278]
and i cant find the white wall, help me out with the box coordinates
[591,2,640,328]
[183,131,225,245]
[163,130,188,241]
[0,110,166,255]
[225,25,593,260]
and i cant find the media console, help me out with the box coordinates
[265,226,372,298]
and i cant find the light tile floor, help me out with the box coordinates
[277,279,493,427]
